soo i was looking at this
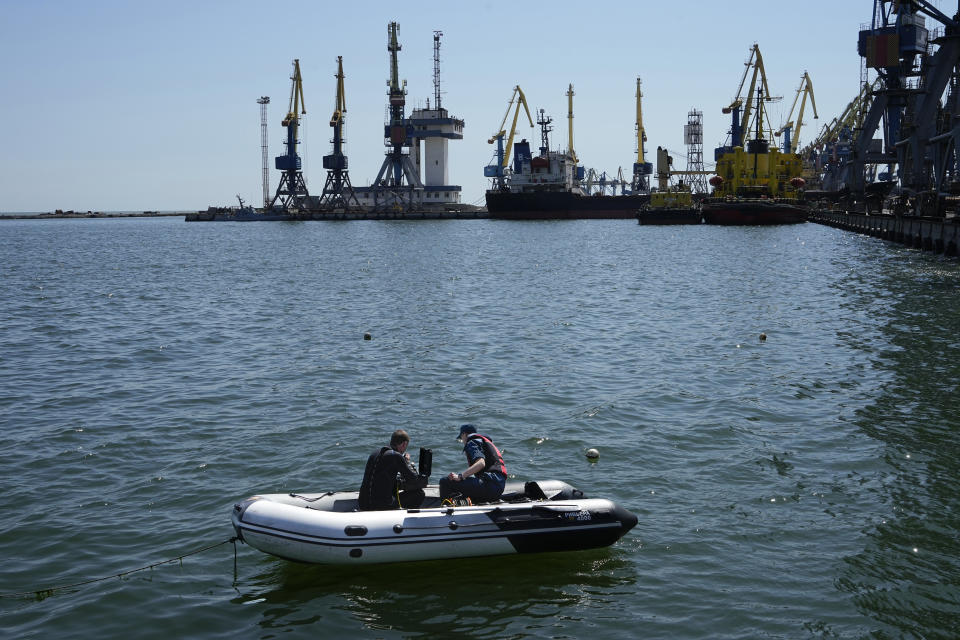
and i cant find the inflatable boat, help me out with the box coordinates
[231,480,638,565]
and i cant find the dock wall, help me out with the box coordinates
[809,210,960,258]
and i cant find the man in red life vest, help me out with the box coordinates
[439,424,507,503]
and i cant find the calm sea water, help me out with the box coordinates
[1,217,959,639]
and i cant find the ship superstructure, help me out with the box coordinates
[504,108,583,197]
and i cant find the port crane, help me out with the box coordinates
[617,166,628,195]
[270,59,311,213]
[776,72,818,153]
[584,168,597,194]
[318,56,359,211]
[838,0,960,216]
[484,85,534,190]
[799,79,877,190]
[632,77,652,192]
[720,44,779,151]
[371,22,423,209]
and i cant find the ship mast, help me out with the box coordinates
[537,109,553,157]
[566,84,577,164]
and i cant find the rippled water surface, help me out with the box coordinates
[2,217,960,638]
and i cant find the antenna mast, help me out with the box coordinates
[257,96,270,209]
[433,30,443,110]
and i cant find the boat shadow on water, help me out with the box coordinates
[235,549,638,635]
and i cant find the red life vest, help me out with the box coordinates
[466,434,507,477]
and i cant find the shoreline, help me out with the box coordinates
[0,211,187,220]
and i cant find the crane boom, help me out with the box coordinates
[636,77,646,165]
[739,45,774,141]
[488,85,534,167]
[283,59,306,129]
[330,56,346,126]
[567,84,577,164]
[724,45,779,145]
[776,72,818,152]
[388,22,402,95]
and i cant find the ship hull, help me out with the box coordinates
[701,199,808,225]
[637,208,702,225]
[486,190,646,220]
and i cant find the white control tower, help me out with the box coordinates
[408,31,464,205]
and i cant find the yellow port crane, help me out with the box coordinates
[319,55,360,211]
[488,85,534,168]
[801,79,877,159]
[633,77,652,192]
[724,44,779,145]
[566,84,577,165]
[797,78,878,185]
[636,78,647,168]
[776,71,818,153]
[271,58,310,212]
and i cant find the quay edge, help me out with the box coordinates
[809,210,960,258]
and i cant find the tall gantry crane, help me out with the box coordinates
[842,0,960,216]
[371,22,423,208]
[270,59,311,212]
[484,85,534,190]
[776,72,818,153]
[632,77,652,192]
[318,56,359,211]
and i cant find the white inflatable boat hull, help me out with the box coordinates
[231,480,637,565]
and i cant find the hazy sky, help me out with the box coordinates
[1,1,944,212]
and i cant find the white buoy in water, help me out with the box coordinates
[585,448,600,461]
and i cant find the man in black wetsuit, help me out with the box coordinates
[359,429,427,510]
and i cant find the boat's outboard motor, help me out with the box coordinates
[418,447,432,480]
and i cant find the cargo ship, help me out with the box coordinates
[701,45,808,226]
[485,137,647,219]
[484,90,647,219]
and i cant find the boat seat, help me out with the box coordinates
[332,499,359,512]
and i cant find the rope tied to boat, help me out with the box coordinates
[0,536,239,601]
[289,491,335,502]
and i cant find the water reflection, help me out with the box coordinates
[836,253,960,637]
[237,550,636,638]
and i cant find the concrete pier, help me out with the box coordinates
[809,210,960,258]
